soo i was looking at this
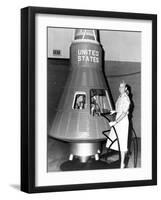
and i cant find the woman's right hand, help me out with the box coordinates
[110,110,116,115]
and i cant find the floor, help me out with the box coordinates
[47,136,141,172]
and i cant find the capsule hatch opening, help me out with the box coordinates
[90,89,111,116]
[72,91,87,110]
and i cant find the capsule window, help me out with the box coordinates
[90,89,111,116]
[72,92,86,110]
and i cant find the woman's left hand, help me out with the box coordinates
[109,121,117,127]
[110,110,116,115]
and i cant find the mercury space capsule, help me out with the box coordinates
[49,29,114,162]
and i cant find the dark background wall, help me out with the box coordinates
[48,59,141,138]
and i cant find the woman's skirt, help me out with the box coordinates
[106,115,129,152]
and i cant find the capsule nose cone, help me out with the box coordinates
[74,29,99,42]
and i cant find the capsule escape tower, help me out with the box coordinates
[49,29,114,162]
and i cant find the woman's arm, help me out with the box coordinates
[115,112,127,123]
[109,112,127,127]
[109,97,130,127]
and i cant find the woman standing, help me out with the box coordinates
[106,81,130,169]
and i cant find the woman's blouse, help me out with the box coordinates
[115,93,130,117]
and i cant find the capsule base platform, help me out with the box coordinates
[60,157,120,171]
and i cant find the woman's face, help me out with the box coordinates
[119,83,126,94]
